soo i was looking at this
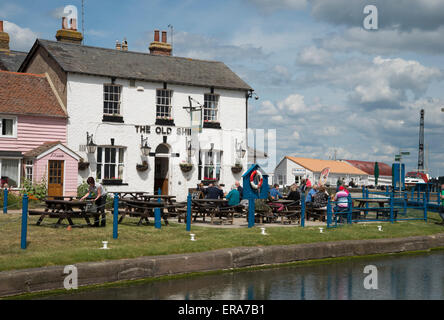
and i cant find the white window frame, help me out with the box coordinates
[0,116,17,138]
[96,147,125,181]
[103,84,122,116]
[203,93,219,122]
[156,89,173,119]
[25,159,33,182]
[203,150,222,180]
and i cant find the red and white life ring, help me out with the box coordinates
[250,170,263,190]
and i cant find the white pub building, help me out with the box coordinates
[19,24,254,200]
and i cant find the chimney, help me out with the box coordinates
[55,16,83,44]
[149,29,172,56]
[116,40,121,50]
[0,20,10,52]
[122,38,128,51]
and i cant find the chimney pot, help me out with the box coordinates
[116,40,121,50]
[70,18,77,31]
[162,31,167,43]
[122,38,128,51]
[154,30,160,42]
[0,21,3,33]
[62,17,68,29]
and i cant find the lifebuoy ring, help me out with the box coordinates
[250,170,263,190]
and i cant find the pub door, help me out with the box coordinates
[154,144,170,195]
[48,160,64,198]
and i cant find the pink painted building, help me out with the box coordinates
[0,70,79,196]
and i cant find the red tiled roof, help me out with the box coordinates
[0,70,67,118]
[344,160,392,176]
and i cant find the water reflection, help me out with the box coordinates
[40,251,444,300]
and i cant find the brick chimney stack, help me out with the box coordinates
[0,21,10,52]
[56,16,83,44]
[116,40,121,50]
[122,38,128,51]
[149,29,172,56]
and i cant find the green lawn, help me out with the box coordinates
[0,210,443,272]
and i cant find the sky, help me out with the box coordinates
[2,0,444,177]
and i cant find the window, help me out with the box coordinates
[96,147,125,181]
[25,160,33,181]
[103,84,122,115]
[204,94,219,122]
[202,150,222,180]
[0,117,16,137]
[156,89,173,119]
[0,159,20,187]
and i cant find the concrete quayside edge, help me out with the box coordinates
[2,233,444,297]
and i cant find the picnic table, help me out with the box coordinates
[110,191,149,200]
[191,199,238,225]
[266,199,301,224]
[353,198,397,219]
[29,199,101,227]
[119,198,181,226]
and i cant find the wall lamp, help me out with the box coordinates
[86,132,97,154]
[140,135,151,156]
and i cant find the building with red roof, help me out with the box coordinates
[0,70,79,196]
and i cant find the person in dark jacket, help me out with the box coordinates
[204,183,224,199]
[286,184,301,202]
[235,181,243,199]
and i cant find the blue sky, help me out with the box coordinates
[2,0,444,177]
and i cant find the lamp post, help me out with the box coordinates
[86,132,97,154]
[395,150,410,193]
[140,135,151,156]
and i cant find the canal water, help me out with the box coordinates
[40,251,444,300]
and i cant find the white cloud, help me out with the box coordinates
[297,46,332,66]
[246,0,308,13]
[3,21,38,52]
[277,94,307,114]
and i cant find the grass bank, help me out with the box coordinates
[0,210,443,272]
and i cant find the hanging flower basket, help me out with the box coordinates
[231,164,243,174]
[78,160,90,170]
[136,161,149,172]
[180,162,193,173]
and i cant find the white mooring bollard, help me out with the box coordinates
[261,227,268,235]
[190,234,196,241]
[100,241,109,250]
[319,227,324,233]
[378,225,383,231]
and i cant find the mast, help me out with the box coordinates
[418,109,424,172]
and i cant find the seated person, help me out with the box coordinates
[204,183,224,200]
[269,184,284,212]
[312,185,329,209]
[226,185,240,206]
[333,186,349,222]
[305,185,318,205]
[286,184,301,202]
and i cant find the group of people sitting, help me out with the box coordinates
[268,178,351,217]
[197,181,246,207]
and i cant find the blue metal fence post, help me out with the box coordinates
[403,192,407,215]
[248,198,255,228]
[154,188,162,229]
[186,194,191,231]
[423,192,428,222]
[327,197,332,228]
[386,186,389,197]
[347,194,352,224]
[389,192,394,224]
[113,193,118,239]
[3,188,7,214]
[301,193,305,228]
[21,194,28,250]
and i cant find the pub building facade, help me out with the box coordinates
[19,24,254,200]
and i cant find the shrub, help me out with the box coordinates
[20,178,47,201]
